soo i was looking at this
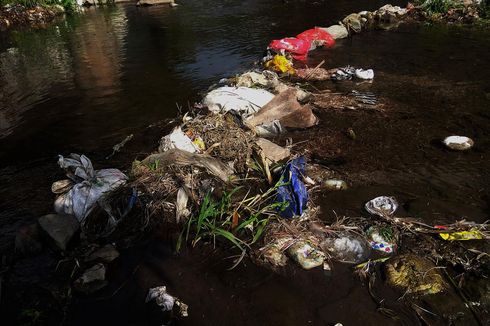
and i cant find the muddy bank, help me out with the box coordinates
[0,4,66,31]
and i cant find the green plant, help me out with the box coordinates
[177,179,289,259]
[146,159,160,171]
[416,0,458,15]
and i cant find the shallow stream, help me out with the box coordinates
[1,1,489,325]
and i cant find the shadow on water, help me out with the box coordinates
[1,0,490,325]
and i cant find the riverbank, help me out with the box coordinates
[1,1,490,325]
[0,4,67,30]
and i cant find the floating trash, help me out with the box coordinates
[443,136,474,151]
[323,179,348,191]
[366,226,396,253]
[365,196,398,217]
[287,240,326,270]
[355,68,374,80]
[351,90,377,105]
[439,230,483,241]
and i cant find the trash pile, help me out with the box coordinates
[17,3,487,324]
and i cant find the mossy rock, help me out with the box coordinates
[385,254,447,295]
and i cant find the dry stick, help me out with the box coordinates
[304,60,326,80]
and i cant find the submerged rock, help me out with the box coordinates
[74,263,107,294]
[85,244,120,263]
[385,254,446,295]
[38,214,80,251]
[15,223,43,256]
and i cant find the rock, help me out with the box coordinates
[255,138,290,162]
[38,214,80,251]
[136,0,175,6]
[85,244,120,263]
[342,13,362,33]
[15,224,43,256]
[321,25,349,39]
[246,88,318,129]
[74,263,107,294]
[385,254,447,295]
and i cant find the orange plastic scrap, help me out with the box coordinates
[265,55,295,75]
[439,230,483,241]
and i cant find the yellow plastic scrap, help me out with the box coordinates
[192,137,206,151]
[265,55,295,75]
[439,230,483,241]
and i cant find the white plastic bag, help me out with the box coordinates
[203,86,275,116]
[158,126,199,153]
[53,154,128,224]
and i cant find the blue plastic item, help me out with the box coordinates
[276,157,308,218]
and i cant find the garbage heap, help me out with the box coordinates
[41,3,489,323]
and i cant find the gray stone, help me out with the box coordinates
[85,244,120,263]
[74,263,107,294]
[15,224,43,256]
[321,25,349,40]
[136,0,175,6]
[38,214,80,251]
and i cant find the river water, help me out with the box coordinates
[1,1,490,325]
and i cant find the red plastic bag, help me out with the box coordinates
[268,37,311,57]
[297,27,335,49]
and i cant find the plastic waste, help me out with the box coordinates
[355,68,374,80]
[331,66,356,81]
[320,236,369,263]
[296,27,335,50]
[264,55,295,74]
[268,28,335,60]
[366,226,396,253]
[443,136,474,151]
[287,241,325,270]
[365,196,398,217]
[53,154,128,225]
[159,126,200,153]
[276,157,308,218]
[439,230,483,241]
[268,37,310,60]
[323,179,348,190]
[254,120,284,137]
[203,86,275,116]
[146,286,189,317]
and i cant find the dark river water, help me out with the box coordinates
[1,1,490,325]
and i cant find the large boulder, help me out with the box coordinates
[38,214,80,251]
